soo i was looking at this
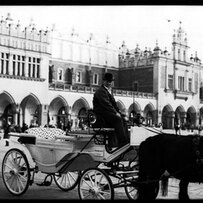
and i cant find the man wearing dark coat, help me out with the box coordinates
[93,72,129,147]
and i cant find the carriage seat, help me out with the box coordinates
[91,113,118,147]
[26,127,66,140]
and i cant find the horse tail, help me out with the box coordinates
[160,170,170,196]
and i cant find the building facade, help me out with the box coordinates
[0,13,202,132]
[119,26,203,129]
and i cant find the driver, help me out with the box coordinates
[93,72,129,147]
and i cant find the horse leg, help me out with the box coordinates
[179,179,189,200]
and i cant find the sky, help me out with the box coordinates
[0,5,203,59]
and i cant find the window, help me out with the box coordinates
[168,74,173,89]
[5,54,9,74]
[28,57,40,78]
[0,53,9,74]
[178,76,185,91]
[93,73,99,85]
[22,56,25,76]
[57,68,63,81]
[17,55,21,76]
[76,71,82,83]
[178,49,181,60]
[183,50,186,61]
[188,78,192,92]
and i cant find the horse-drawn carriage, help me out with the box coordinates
[1,118,162,200]
[4,118,202,200]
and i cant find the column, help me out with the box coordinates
[181,112,187,126]
[19,58,22,76]
[38,58,41,78]
[153,109,159,125]
[8,54,13,75]
[39,104,49,127]
[165,64,168,89]
[1,58,4,75]
[71,68,75,85]
[170,111,175,129]
[185,70,188,91]
[14,104,20,125]
[24,56,28,77]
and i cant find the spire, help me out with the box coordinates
[6,13,13,21]
[6,13,13,25]
[29,17,34,27]
[106,35,110,44]
[87,33,93,42]
[153,40,161,51]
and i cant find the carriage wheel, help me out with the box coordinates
[2,148,30,196]
[78,168,114,200]
[124,162,139,199]
[53,171,81,191]
[125,183,139,200]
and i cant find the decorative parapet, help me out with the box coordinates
[49,82,156,99]
[0,73,45,82]
[0,13,50,54]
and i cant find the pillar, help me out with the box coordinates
[14,104,20,125]
[181,112,187,125]
[39,104,49,127]
[170,111,175,129]
[24,56,28,77]
[153,109,159,125]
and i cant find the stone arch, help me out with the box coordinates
[20,93,41,127]
[49,95,70,128]
[128,101,142,124]
[186,106,197,128]
[161,104,174,129]
[143,102,156,126]
[0,91,16,129]
[174,105,185,126]
[116,100,126,115]
[71,97,90,130]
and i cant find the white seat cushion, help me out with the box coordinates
[26,127,66,140]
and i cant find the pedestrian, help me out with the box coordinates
[22,122,29,132]
[93,72,129,147]
[175,122,181,135]
[3,122,11,139]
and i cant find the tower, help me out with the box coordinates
[172,22,190,62]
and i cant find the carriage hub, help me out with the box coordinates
[89,186,100,195]
[10,168,18,175]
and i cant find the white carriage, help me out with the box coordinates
[1,125,160,199]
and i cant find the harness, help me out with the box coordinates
[137,128,203,196]
[192,134,203,181]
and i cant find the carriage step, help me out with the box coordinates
[115,170,138,175]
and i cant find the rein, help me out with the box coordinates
[140,124,164,135]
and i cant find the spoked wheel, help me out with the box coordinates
[124,162,139,200]
[124,180,139,200]
[53,171,81,191]
[78,168,114,200]
[2,148,31,196]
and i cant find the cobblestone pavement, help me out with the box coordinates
[1,134,203,200]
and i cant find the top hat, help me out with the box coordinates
[103,73,114,82]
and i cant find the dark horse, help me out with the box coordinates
[137,133,203,200]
